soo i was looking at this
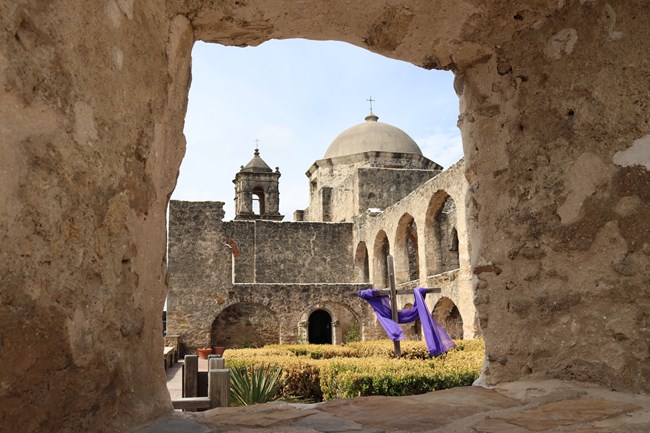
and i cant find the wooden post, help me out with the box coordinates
[208,357,230,408]
[387,255,401,358]
[183,355,198,398]
[208,354,225,369]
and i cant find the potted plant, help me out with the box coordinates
[197,347,212,359]
[212,345,226,357]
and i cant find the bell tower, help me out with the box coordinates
[233,148,284,221]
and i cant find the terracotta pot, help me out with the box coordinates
[197,348,212,359]
[212,346,226,357]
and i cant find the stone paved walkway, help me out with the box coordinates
[135,379,650,432]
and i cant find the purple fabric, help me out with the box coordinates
[358,287,455,356]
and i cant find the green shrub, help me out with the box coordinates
[224,339,484,402]
[343,322,361,343]
[280,361,323,402]
[229,364,283,406]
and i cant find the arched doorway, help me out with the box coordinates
[308,309,332,344]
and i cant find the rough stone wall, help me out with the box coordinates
[167,201,232,350]
[1,2,192,431]
[228,284,369,345]
[168,201,357,350]
[3,1,650,432]
[210,302,280,348]
[253,221,354,283]
[460,2,650,392]
[328,176,355,222]
[357,168,438,215]
[223,220,256,283]
[305,152,440,222]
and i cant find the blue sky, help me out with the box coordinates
[172,39,462,220]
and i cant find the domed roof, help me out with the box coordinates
[323,113,423,159]
[241,149,272,173]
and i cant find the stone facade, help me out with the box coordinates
[168,200,369,351]
[353,161,476,338]
[304,151,442,222]
[2,2,649,432]
[167,132,475,353]
[165,107,474,355]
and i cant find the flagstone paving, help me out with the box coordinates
[134,380,650,433]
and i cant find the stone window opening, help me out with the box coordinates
[252,187,265,215]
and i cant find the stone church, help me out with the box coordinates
[167,112,476,352]
[5,3,650,431]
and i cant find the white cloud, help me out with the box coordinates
[416,129,464,169]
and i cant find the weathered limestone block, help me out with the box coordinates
[458,2,650,392]
[1,2,191,432]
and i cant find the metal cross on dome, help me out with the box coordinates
[367,96,375,114]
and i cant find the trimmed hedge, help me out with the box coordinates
[223,339,484,402]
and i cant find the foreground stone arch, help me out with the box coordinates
[3,2,649,432]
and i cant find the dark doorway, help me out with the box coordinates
[308,310,332,344]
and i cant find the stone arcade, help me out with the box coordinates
[2,2,648,433]
[166,113,475,351]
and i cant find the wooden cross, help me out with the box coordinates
[371,255,440,358]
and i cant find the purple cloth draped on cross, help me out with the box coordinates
[358,287,456,356]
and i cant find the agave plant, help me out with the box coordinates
[230,364,283,406]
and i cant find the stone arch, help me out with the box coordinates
[433,297,463,340]
[211,302,280,349]
[251,185,266,215]
[354,241,370,283]
[372,230,390,288]
[394,213,419,284]
[299,302,360,345]
[308,309,332,344]
[425,191,459,275]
